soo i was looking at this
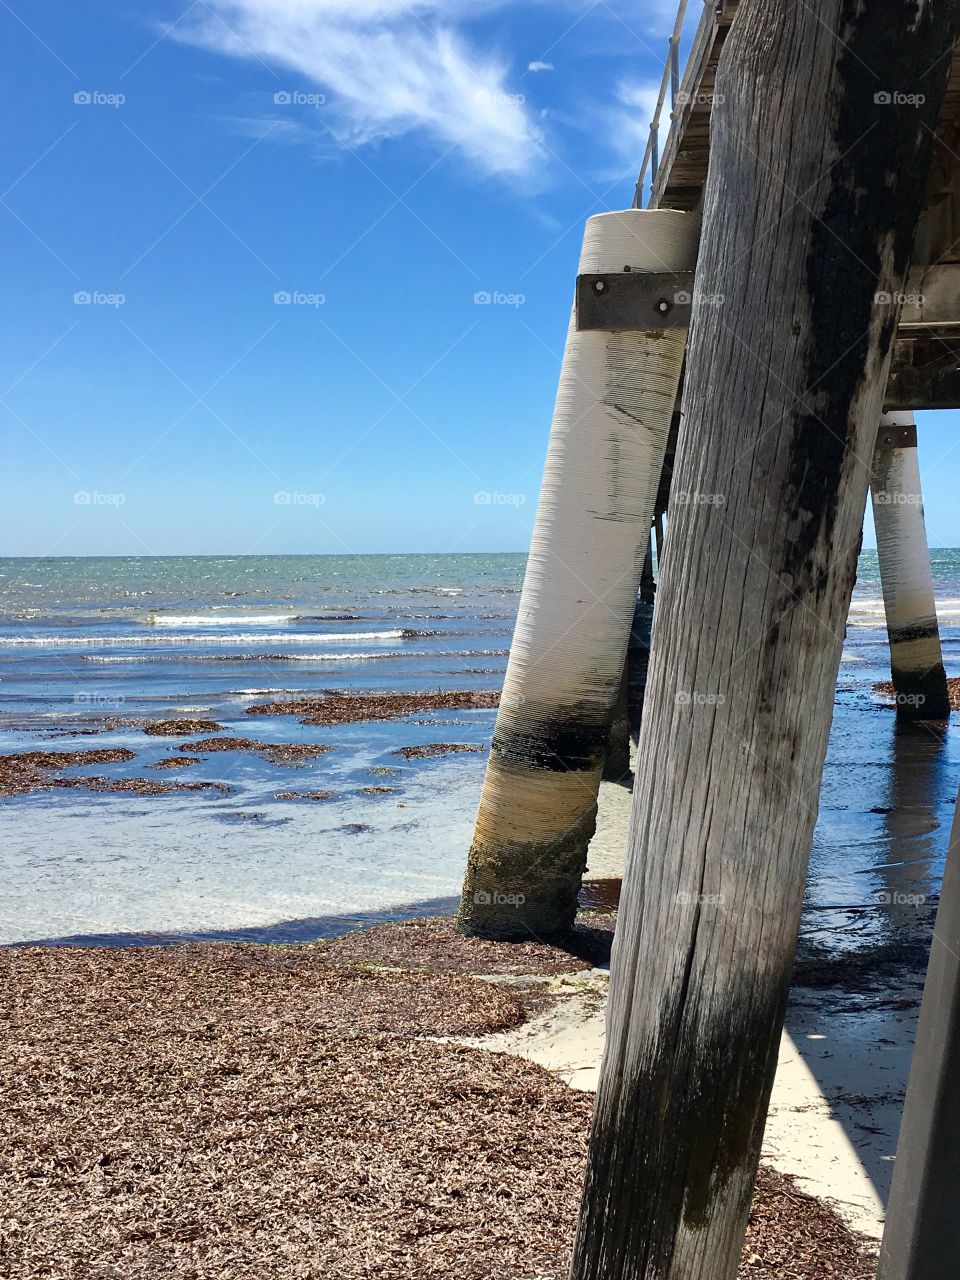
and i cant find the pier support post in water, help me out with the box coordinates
[871,413,949,719]
[877,789,960,1280]
[570,0,958,1275]
[602,657,632,782]
[457,209,699,940]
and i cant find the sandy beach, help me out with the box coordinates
[0,755,934,1277]
[1,919,881,1280]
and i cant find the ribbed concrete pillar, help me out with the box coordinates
[457,209,699,940]
[877,787,960,1279]
[871,413,949,720]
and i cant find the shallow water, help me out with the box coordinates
[1,551,959,948]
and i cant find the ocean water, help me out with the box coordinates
[1,550,959,948]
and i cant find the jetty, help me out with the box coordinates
[455,1,960,1276]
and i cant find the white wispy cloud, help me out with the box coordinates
[175,0,545,178]
[593,78,660,183]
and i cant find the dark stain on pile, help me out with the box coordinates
[1,939,878,1279]
[875,676,960,712]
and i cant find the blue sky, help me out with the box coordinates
[2,0,958,556]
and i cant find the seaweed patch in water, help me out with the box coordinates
[176,737,335,765]
[392,743,485,759]
[274,790,338,802]
[144,718,224,737]
[247,690,499,726]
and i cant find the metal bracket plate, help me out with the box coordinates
[876,422,918,450]
[575,270,695,332]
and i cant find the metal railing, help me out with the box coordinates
[632,0,698,208]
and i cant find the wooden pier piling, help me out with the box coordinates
[569,0,958,1273]
[877,783,960,1279]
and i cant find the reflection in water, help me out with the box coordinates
[803,703,959,956]
[875,719,952,937]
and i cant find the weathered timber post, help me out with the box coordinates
[606,538,658,778]
[871,411,950,719]
[877,785,960,1279]
[629,539,657,744]
[457,210,699,940]
[570,0,958,1275]
[603,657,632,782]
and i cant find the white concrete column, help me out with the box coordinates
[458,208,699,939]
[871,413,949,719]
